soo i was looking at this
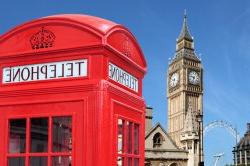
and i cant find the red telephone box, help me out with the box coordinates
[0,14,147,166]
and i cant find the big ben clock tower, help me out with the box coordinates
[167,13,204,166]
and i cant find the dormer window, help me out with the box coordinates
[153,133,164,148]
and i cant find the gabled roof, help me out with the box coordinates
[145,122,179,149]
[145,122,165,139]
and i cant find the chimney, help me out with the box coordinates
[247,123,250,132]
[145,106,153,134]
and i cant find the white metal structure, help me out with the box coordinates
[205,121,240,165]
[213,153,224,166]
[204,120,240,142]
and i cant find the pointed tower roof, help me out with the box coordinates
[183,101,198,133]
[170,11,201,62]
[177,11,193,42]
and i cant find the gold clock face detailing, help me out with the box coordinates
[188,71,200,85]
[170,72,179,87]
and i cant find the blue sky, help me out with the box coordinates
[1,0,250,165]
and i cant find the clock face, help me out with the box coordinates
[170,72,179,87]
[188,71,200,85]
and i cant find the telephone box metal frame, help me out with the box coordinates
[0,14,147,166]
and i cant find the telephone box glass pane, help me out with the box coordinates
[9,119,26,153]
[134,124,139,155]
[8,157,25,166]
[30,118,48,152]
[117,156,124,166]
[134,158,139,166]
[128,157,132,166]
[127,122,133,154]
[53,116,72,152]
[52,156,72,166]
[30,157,47,166]
[118,119,124,154]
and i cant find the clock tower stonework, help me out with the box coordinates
[167,14,204,166]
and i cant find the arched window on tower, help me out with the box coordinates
[153,132,164,148]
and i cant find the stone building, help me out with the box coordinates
[145,13,204,166]
[233,123,250,165]
[145,107,188,166]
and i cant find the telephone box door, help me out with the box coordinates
[2,100,84,166]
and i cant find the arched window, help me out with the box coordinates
[169,163,178,166]
[153,132,163,148]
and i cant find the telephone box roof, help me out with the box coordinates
[0,14,147,70]
[44,14,119,35]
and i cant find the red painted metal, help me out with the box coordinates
[0,14,147,166]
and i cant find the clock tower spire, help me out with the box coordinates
[177,10,193,43]
[175,12,198,59]
[167,12,204,166]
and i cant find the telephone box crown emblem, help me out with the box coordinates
[30,27,56,49]
[122,36,132,58]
